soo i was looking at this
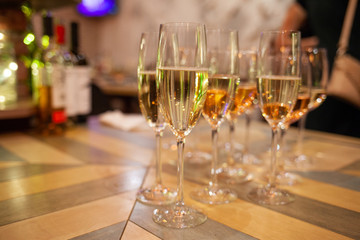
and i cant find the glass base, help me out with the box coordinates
[190,184,238,204]
[292,154,313,169]
[276,171,301,186]
[153,202,207,228]
[243,153,262,165]
[248,186,295,205]
[185,151,212,165]
[136,184,177,206]
[217,166,253,184]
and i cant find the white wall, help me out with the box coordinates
[33,0,293,76]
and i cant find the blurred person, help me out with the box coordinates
[280,0,360,138]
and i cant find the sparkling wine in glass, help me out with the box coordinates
[218,50,258,184]
[136,32,177,205]
[190,28,239,204]
[292,48,328,166]
[275,52,312,185]
[152,22,208,228]
[248,30,301,205]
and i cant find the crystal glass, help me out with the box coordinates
[248,30,301,205]
[153,22,208,228]
[275,50,312,185]
[190,28,238,204]
[292,48,329,166]
[217,50,258,184]
[136,32,177,205]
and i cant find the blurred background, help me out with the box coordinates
[0,0,293,132]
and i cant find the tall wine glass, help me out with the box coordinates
[217,50,258,184]
[275,51,312,185]
[190,29,238,204]
[137,32,177,205]
[292,48,328,166]
[248,30,301,205]
[153,22,208,228]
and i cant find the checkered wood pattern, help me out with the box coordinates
[0,117,359,240]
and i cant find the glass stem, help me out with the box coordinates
[296,114,307,156]
[227,120,235,166]
[210,127,219,187]
[244,112,251,156]
[268,127,280,189]
[155,128,163,185]
[277,125,287,173]
[176,137,185,204]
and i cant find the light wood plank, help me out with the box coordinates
[293,140,360,171]
[36,136,143,166]
[0,164,138,201]
[122,221,161,240]
[87,117,155,149]
[281,177,360,212]
[0,133,83,165]
[0,162,26,169]
[65,128,154,165]
[0,191,136,240]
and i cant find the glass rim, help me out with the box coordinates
[206,27,238,33]
[260,30,301,39]
[160,22,205,28]
[261,30,301,34]
[141,31,159,35]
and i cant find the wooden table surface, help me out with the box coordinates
[0,115,359,240]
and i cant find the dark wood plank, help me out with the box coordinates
[0,168,146,226]
[32,135,143,167]
[70,222,126,240]
[339,159,360,171]
[295,171,360,191]
[0,146,25,162]
[129,202,258,240]
[0,164,76,182]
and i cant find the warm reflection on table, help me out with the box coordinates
[0,116,359,239]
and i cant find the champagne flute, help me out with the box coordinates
[153,22,208,228]
[217,50,258,184]
[275,51,312,185]
[292,48,328,166]
[190,28,238,204]
[137,32,177,205]
[248,30,301,205]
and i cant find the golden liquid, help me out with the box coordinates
[202,75,237,127]
[157,67,208,138]
[38,85,66,135]
[262,103,291,122]
[138,71,163,128]
[227,84,257,121]
[287,94,310,124]
[309,88,327,110]
[258,75,301,128]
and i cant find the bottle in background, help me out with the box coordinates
[67,21,91,123]
[36,14,67,135]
